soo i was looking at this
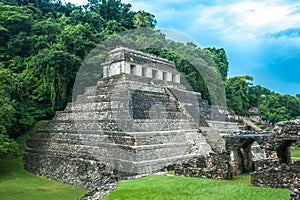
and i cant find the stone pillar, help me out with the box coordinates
[135,65,142,76]
[172,74,180,83]
[146,67,152,78]
[124,62,131,74]
[157,70,163,80]
[120,61,125,74]
[166,72,172,82]
[103,66,108,77]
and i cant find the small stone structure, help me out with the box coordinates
[249,120,300,199]
[273,120,300,137]
[175,152,232,180]
[102,48,180,83]
[248,107,261,123]
[251,159,300,188]
[226,131,296,175]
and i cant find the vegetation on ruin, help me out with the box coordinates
[103,174,289,200]
[0,120,87,200]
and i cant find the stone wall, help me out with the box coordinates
[273,120,300,137]
[290,177,300,200]
[24,153,118,189]
[251,159,300,189]
[174,152,232,180]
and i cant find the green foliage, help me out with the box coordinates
[258,93,300,124]
[0,134,17,156]
[225,75,300,123]
[104,174,289,200]
[0,67,17,134]
[25,47,81,112]
[225,76,253,115]
[203,47,229,81]
[248,85,271,108]
[133,11,156,28]
[88,0,136,29]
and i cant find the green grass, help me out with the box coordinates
[291,146,300,162]
[104,174,289,200]
[0,120,87,200]
[291,146,300,158]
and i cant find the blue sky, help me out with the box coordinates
[69,0,300,96]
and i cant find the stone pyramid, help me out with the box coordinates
[25,47,239,189]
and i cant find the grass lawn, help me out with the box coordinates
[291,145,300,162]
[0,121,87,200]
[291,146,300,157]
[104,174,289,200]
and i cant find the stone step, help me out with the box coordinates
[107,129,197,145]
[41,121,120,132]
[41,119,194,132]
[75,93,180,105]
[26,141,191,162]
[76,94,111,103]
[52,111,111,121]
[30,129,201,146]
[207,120,239,130]
[28,131,106,143]
[106,154,198,174]
[25,148,196,175]
[84,86,97,95]
[51,111,186,122]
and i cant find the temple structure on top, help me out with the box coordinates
[102,47,180,83]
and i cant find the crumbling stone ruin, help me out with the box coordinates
[249,120,300,199]
[24,47,300,198]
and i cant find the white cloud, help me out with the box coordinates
[65,0,88,6]
[195,1,300,40]
[121,0,150,11]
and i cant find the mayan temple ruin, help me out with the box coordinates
[24,47,300,197]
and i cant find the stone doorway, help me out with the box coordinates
[230,138,257,175]
[276,140,294,164]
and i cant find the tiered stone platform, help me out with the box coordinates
[24,47,239,189]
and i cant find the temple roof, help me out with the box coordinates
[102,47,176,70]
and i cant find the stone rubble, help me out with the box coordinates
[80,183,118,200]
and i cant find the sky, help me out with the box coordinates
[68,0,300,96]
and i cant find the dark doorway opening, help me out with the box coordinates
[231,138,255,175]
[277,140,294,164]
